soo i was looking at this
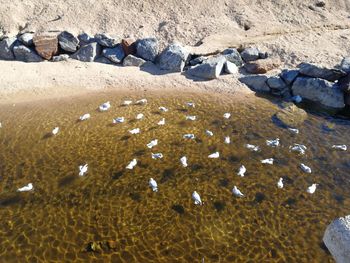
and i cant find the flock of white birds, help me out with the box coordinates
[7,98,347,205]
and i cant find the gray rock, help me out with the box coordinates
[95,33,120,47]
[337,74,350,94]
[18,33,34,46]
[280,69,299,85]
[136,38,159,62]
[189,56,207,66]
[102,45,125,64]
[187,56,225,79]
[238,75,270,92]
[224,61,238,74]
[292,77,345,109]
[78,32,95,46]
[123,54,146,67]
[340,57,350,73]
[241,47,260,62]
[13,45,43,62]
[0,37,17,60]
[267,76,288,90]
[52,54,70,62]
[58,31,79,52]
[299,62,346,82]
[222,48,243,66]
[71,43,101,62]
[323,215,350,263]
[94,56,115,65]
[258,52,268,59]
[158,43,189,72]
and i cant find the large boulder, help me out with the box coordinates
[121,38,136,56]
[292,77,345,109]
[323,215,350,263]
[238,75,270,92]
[58,31,79,52]
[158,43,189,72]
[33,33,58,60]
[240,47,260,62]
[244,58,281,74]
[102,45,125,64]
[0,37,17,60]
[187,56,225,79]
[71,43,101,62]
[222,48,243,66]
[280,69,299,85]
[275,103,307,127]
[18,33,34,47]
[298,62,346,82]
[122,54,146,67]
[136,38,159,62]
[340,57,350,73]
[95,33,120,47]
[13,45,43,62]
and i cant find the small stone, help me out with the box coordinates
[298,62,346,82]
[280,69,299,85]
[258,52,268,59]
[136,37,159,62]
[13,45,43,62]
[71,42,101,62]
[78,32,95,46]
[275,103,308,127]
[18,33,34,46]
[189,56,207,66]
[315,0,326,7]
[33,33,58,60]
[123,54,146,67]
[244,58,281,74]
[121,38,136,56]
[222,48,243,66]
[267,76,288,90]
[95,33,120,47]
[58,31,79,52]
[238,75,270,92]
[224,61,238,74]
[241,47,260,62]
[186,56,225,79]
[52,54,69,62]
[340,57,350,73]
[158,43,189,72]
[0,37,17,60]
[86,242,102,253]
[102,45,125,64]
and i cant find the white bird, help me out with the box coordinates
[224,136,231,144]
[232,186,244,197]
[290,144,307,155]
[300,163,312,173]
[79,164,88,176]
[183,134,195,140]
[266,138,280,147]
[277,178,284,189]
[17,183,34,192]
[135,99,147,105]
[136,113,144,120]
[205,130,214,136]
[149,178,158,192]
[79,113,91,121]
[126,159,137,169]
[245,144,260,152]
[186,102,195,108]
[261,158,274,164]
[192,191,202,205]
[113,117,125,124]
[208,152,220,158]
[223,113,231,119]
[288,128,299,134]
[307,184,318,194]
[180,156,188,167]
[151,153,163,159]
[159,106,169,112]
[129,128,140,134]
[332,145,347,151]
[158,118,165,125]
[147,139,158,148]
[122,100,133,106]
[52,127,59,135]
[237,165,246,177]
[99,101,111,111]
[186,115,196,121]
[292,95,302,103]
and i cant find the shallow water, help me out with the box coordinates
[0,91,349,262]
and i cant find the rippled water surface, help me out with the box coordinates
[0,91,349,262]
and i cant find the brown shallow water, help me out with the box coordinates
[0,91,349,262]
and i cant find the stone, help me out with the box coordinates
[238,75,270,92]
[71,42,101,62]
[222,48,243,66]
[323,215,350,263]
[267,76,288,90]
[337,74,350,94]
[224,61,238,74]
[122,54,146,67]
[18,33,34,46]
[240,47,260,62]
[52,54,69,62]
[78,32,95,46]
[94,56,115,65]
[244,58,281,74]
[121,38,136,56]
[58,31,79,52]
[189,56,207,66]
[298,62,346,82]
[102,45,125,64]
[259,52,268,59]
[280,69,299,85]
[0,37,17,60]
[13,45,43,62]
[33,33,58,60]
[186,56,225,79]
[340,57,350,73]
[292,77,345,109]
[275,103,307,127]
[136,37,159,62]
[158,43,189,72]
[95,33,120,47]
